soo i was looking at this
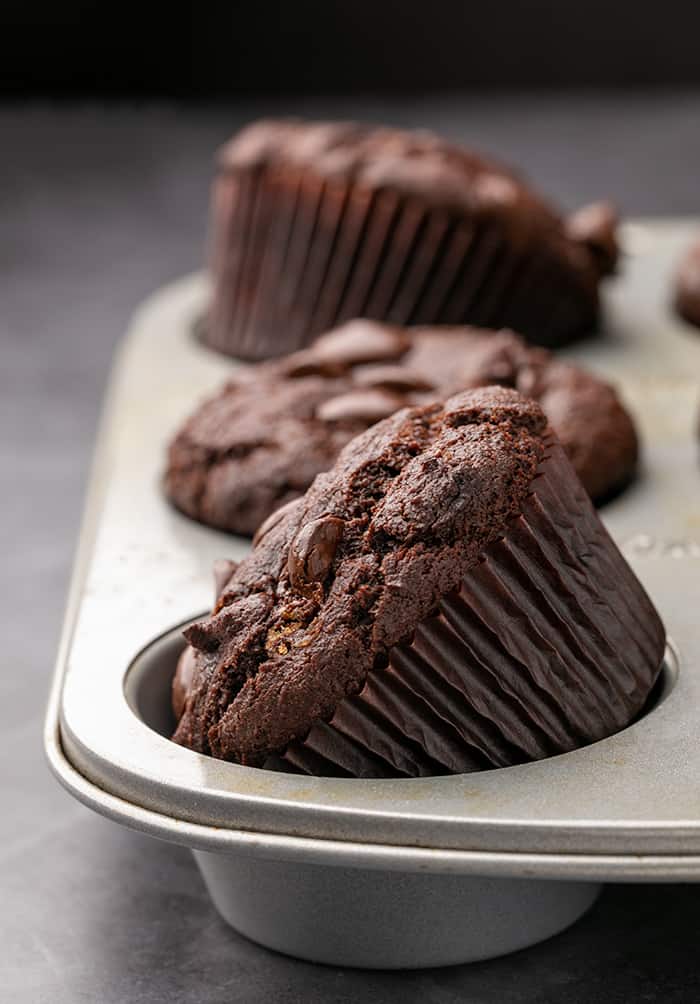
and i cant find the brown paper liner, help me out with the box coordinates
[203,165,600,361]
[276,441,665,777]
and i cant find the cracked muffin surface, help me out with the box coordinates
[165,320,638,536]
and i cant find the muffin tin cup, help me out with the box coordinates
[193,852,601,968]
[204,165,596,361]
[46,219,700,968]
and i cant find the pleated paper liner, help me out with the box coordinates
[206,166,263,356]
[202,163,601,361]
[274,440,665,778]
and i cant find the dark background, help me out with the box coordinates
[4,0,700,97]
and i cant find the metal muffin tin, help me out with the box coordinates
[45,219,700,968]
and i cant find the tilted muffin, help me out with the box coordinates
[203,118,618,359]
[172,386,665,776]
[166,320,638,536]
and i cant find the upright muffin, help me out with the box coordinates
[203,119,618,359]
[172,387,664,776]
[166,321,638,536]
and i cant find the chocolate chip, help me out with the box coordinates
[213,559,238,601]
[567,202,618,277]
[280,321,410,378]
[316,388,404,424]
[288,516,344,592]
[311,320,411,367]
[253,497,303,547]
[280,351,345,379]
[352,364,435,393]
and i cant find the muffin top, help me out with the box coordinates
[165,320,638,535]
[173,386,548,765]
[217,118,617,274]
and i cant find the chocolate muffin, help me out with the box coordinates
[203,118,618,359]
[172,387,665,776]
[674,239,700,329]
[165,321,638,536]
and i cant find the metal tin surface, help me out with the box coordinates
[46,219,700,879]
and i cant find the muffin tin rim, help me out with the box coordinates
[47,226,700,869]
[44,707,700,881]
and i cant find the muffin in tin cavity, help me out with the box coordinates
[673,238,700,329]
[165,320,639,537]
[171,387,665,777]
[203,118,618,359]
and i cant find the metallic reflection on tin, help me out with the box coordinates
[623,534,700,559]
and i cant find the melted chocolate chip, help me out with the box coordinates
[316,388,404,424]
[352,364,435,393]
[288,516,345,592]
[280,321,411,378]
[311,320,410,367]
[280,352,346,379]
